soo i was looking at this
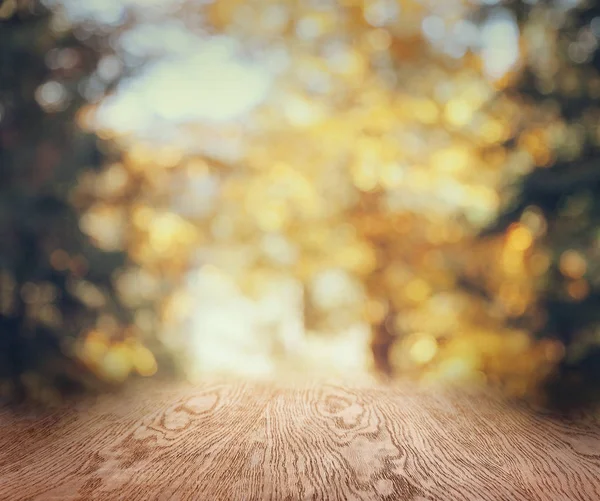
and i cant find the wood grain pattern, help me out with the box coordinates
[0,380,599,501]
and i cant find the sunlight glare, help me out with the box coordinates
[97,37,272,134]
[481,10,520,80]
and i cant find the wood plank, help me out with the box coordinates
[0,380,599,500]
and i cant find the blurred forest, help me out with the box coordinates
[1,0,600,410]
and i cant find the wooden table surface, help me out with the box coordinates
[1,379,599,501]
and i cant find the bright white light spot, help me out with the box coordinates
[36,81,68,111]
[422,16,445,41]
[43,0,125,25]
[44,0,185,25]
[261,233,298,266]
[296,17,321,40]
[149,54,270,122]
[96,92,145,132]
[453,20,480,47]
[481,10,520,80]
[182,269,372,381]
[444,42,466,59]
[173,174,219,218]
[364,0,398,28]
[264,45,290,75]
[118,20,202,57]
[97,37,272,133]
[311,269,362,310]
[261,4,289,32]
[97,55,122,81]
[282,94,326,126]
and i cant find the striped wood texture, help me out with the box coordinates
[1,380,599,500]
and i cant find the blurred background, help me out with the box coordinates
[2,0,600,410]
